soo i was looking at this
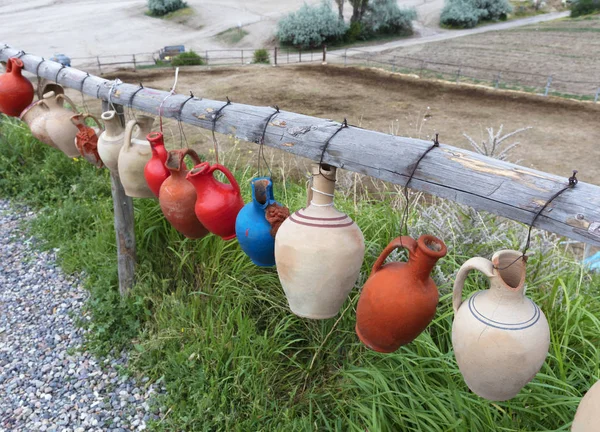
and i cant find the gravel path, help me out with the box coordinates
[0,200,161,432]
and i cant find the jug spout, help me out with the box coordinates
[101,111,124,137]
[409,235,448,281]
[186,162,211,189]
[134,115,154,138]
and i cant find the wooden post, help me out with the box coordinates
[274,47,278,66]
[544,76,553,97]
[392,56,396,73]
[299,48,302,63]
[344,49,347,67]
[419,60,426,77]
[322,45,327,65]
[287,49,289,64]
[205,50,209,65]
[132,54,137,71]
[495,72,502,89]
[594,87,600,103]
[456,67,461,83]
[102,100,136,296]
[241,50,244,65]
[97,56,102,75]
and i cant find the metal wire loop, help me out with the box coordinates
[211,97,232,165]
[318,118,348,180]
[128,83,145,108]
[80,72,90,93]
[257,106,280,178]
[35,58,46,77]
[177,92,195,121]
[54,64,66,83]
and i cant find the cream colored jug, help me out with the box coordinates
[572,380,600,432]
[20,91,79,157]
[452,250,550,401]
[274,164,365,319]
[117,116,155,198]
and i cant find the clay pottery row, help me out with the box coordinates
[70,113,104,168]
[236,177,287,267]
[356,235,447,353]
[452,250,550,401]
[159,148,208,239]
[0,57,34,117]
[275,164,365,319]
[20,91,80,157]
[186,162,244,240]
[118,117,155,198]
[145,132,170,197]
[573,380,600,431]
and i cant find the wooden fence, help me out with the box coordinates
[1,43,599,291]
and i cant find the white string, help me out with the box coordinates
[159,67,180,132]
[310,201,335,207]
[310,187,334,197]
[108,78,122,112]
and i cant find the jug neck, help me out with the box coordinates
[489,250,527,300]
[101,111,123,137]
[135,115,154,137]
[147,131,165,157]
[310,164,336,207]
[9,58,24,76]
[407,235,446,281]
[186,162,216,192]
[252,177,275,210]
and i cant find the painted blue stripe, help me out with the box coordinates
[467,292,541,331]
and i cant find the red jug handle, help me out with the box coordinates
[6,58,14,73]
[371,236,417,274]
[210,164,240,195]
[55,93,79,114]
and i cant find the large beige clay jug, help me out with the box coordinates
[572,380,600,432]
[20,91,79,157]
[117,116,155,198]
[452,250,550,401]
[274,164,365,319]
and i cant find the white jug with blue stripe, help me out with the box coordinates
[452,250,550,401]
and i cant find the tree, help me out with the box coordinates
[334,0,344,20]
[362,0,417,35]
[349,0,369,22]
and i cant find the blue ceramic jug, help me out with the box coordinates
[236,177,280,267]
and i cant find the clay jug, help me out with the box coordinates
[145,131,171,197]
[355,235,447,353]
[235,177,288,267]
[36,78,64,100]
[159,149,209,239]
[186,162,244,240]
[0,58,34,117]
[20,91,79,157]
[573,380,600,432]
[117,116,155,198]
[70,113,104,168]
[274,164,365,319]
[97,111,125,174]
[452,250,550,401]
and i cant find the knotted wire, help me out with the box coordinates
[158,67,179,132]
[79,72,91,113]
[211,97,232,165]
[318,118,348,180]
[54,64,66,83]
[127,82,145,121]
[257,106,280,178]
[176,91,196,148]
[494,170,579,271]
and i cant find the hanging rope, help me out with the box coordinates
[211,97,232,165]
[79,72,91,113]
[176,92,195,148]
[399,133,440,244]
[494,170,579,271]
[318,119,348,180]
[158,67,179,132]
[35,58,45,78]
[108,78,122,113]
[127,83,145,120]
[257,106,280,178]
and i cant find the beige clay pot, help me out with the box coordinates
[274,164,365,319]
[572,380,600,432]
[117,116,155,198]
[452,250,550,401]
[20,91,80,157]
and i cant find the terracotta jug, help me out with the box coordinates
[20,91,80,157]
[186,162,244,240]
[355,235,447,353]
[145,131,171,197]
[0,58,34,117]
[452,250,550,401]
[117,116,155,198]
[159,149,209,239]
[70,113,104,168]
[274,164,365,319]
[573,380,600,432]
[235,177,289,267]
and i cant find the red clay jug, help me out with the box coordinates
[356,235,447,353]
[0,58,34,117]
[70,113,104,168]
[186,162,244,240]
[159,149,209,239]
[145,131,170,197]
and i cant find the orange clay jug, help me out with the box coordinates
[0,57,34,117]
[70,113,104,168]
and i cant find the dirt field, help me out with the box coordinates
[80,64,600,185]
[371,14,600,97]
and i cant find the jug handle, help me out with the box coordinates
[123,119,139,151]
[82,113,103,131]
[371,236,416,274]
[171,148,202,170]
[452,257,495,313]
[56,93,79,114]
[6,58,14,73]
[210,164,241,196]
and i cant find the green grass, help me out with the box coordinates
[145,6,194,22]
[216,27,249,45]
[1,114,599,431]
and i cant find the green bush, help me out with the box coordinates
[440,0,512,28]
[344,21,367,43]
[147,0,187,16]
[362,0,417,35]
[571,0,600,17]
[253,49,270,64]
[171,50,204,66]
[277,0,348,48]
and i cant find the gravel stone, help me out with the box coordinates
[0,201,163,431]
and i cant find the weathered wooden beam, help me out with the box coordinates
[2,43,600,247]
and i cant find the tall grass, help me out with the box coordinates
[0,114,598,431]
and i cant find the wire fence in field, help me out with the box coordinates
[68,46,600,102]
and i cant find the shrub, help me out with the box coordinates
[570,0,600,16]
[344,21,367,43]
[171,50,204,66]
[362,0,417,35]
[440,0,512,28]
[277,0,348,48]
[147,0,187,16]
[253,49,270,64]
